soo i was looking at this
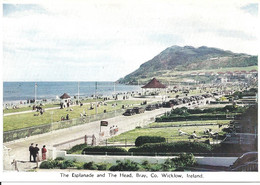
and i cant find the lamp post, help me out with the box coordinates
[114,82,116,117]
[34,82,37,105]
[78,82,80,104]
[51,111,53,132]
[95,82,98,115]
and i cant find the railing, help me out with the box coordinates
[3,109,125,142]
[231,161,258,171]
[81,151,243,157]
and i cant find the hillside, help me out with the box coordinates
[118,46,257,84]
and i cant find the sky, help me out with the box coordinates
[2,0,259,82]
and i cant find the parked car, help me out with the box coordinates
[162,101,173,108]
[123,109,136,116]
[154,103,162,109]
[132,107,145,114]
[145,104,156,111]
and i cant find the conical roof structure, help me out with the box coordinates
[142,78,166,88]
[60,93,71,99]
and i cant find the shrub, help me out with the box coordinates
[40,160,54,169]
[171,153,196,168]
[161,158,176,171]
[97,163,110,171]
[67,144,88,154]
[74,162,84,169]
[55,157,65,161]
[82,146,127,155]
[212,143,245,153]
[61,160,75,169]
[149,164,162,171]
[135,136,166,147]
[109,160,141,171]
[156,114,229,122]
[129,141,213,154]
[83,162,98,170]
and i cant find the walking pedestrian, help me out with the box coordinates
[41,145,47,161]
[29,143,34,162]
[66,114,69,120]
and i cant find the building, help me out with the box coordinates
[141,78,167,96]
[60,93,71,104]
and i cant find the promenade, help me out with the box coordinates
[3,106,169,171]
[3,96,212,171]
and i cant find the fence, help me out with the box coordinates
[53,135,96,150]
[3,109,125,142]
[231,161,258,171]
[80,151,243,157]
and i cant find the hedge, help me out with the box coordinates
[156,114,229,122]
[129,141,213,154]
[135,136,166,147]
[82,146,128,155]
[67,144,88,154]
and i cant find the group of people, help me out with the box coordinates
[110,125,119,135]
[61,114,69,121]
[177,128,218,139]
[29,143,47,162]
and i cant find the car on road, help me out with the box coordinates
[123,109,136,116]
[145,104,156,111]
[162,101,173,108]
[132,107,145,114]
[154,103,162,109]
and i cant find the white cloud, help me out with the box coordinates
[2,0,259,81]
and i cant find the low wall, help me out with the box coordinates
[51,150,237,167]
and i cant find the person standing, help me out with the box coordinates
[29,143,34,162]
[41,145,47,161]
[33,144,40,162]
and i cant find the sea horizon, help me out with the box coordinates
[3,81,141,104]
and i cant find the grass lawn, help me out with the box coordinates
[3,100,143,131]
[3,99,104,114]
[108,125,224,144]
[3,104,61,114]
[148,120,230,128]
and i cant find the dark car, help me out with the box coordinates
[162,101,173,108]
[154,103,162,109]
[145,104,156,111]
[123,109,136,116]
[133,107,145,114]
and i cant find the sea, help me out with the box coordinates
[3,82,141,104]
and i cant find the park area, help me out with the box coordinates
[106,105,246,146]
[3,99,144,131]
